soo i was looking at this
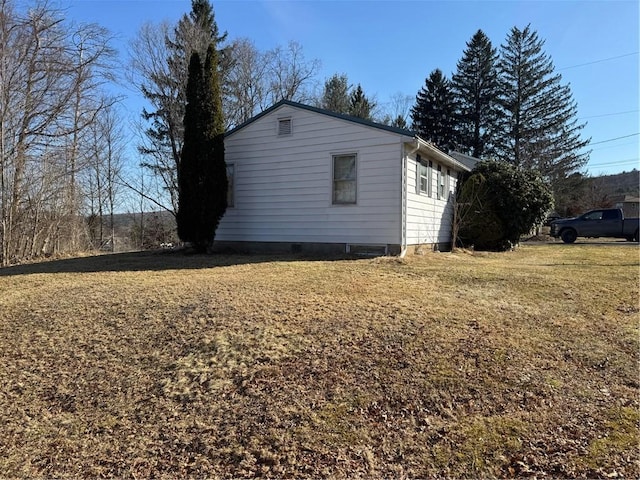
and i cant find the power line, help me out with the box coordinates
[589,141,638,152]
[588,158,639,167]
[559,52,639,70]
[588,133,639,146]
[579,109,639,120]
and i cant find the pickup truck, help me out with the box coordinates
[550,208,640,243]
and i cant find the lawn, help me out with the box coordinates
[0,244,638,478]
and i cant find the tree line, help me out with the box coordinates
[409,28,590,214]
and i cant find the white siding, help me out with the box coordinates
[218,105,403,245]
[405,154,459,246]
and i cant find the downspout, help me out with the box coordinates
[400,139,420,257]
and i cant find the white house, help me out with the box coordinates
[215,100,471,255]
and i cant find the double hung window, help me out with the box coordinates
[332,154,357,204]
[417,156,433,197]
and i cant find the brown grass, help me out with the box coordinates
[0,244,638,478]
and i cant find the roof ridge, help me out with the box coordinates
[225,99,416,138]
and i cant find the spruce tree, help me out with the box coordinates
[496,25,590,191]
[177,46,227,252]
[451,29,500,158]
[410,69,458,152]
[348,84,375,120]
[320,73,350,114]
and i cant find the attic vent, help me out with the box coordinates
[278,118,292,136]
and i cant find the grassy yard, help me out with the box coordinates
[0,244,638,478]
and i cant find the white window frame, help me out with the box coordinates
[417,156,434,197]
[417,155,429,194]
[437,164,444,200]
[332,153,357,205]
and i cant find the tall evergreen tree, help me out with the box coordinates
[451,29,500,158]
[137,0,225,214]
[496,25,590,191]
[410,69,458,152]
[320,73,350,114]
[348,84,375,120]
[177,45,227,252]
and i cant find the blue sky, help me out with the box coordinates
[62,0,639,177]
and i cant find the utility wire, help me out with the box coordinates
[589,141,638,152]
[588,133,639,146]
[588,158,639,167]
[579,109,639,120]
[559,52,639,70]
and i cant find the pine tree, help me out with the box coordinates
[177,45,227,252]
[451,29,500,158]
[392,115,407,129]
[496,25,590,190]
[320,73,350,114]
[410,69,458,152]
[348,84,375,120]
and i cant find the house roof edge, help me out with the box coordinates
[225,99,417,138]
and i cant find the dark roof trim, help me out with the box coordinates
[225,99,417,138]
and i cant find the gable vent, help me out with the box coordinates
[278,118,292,136]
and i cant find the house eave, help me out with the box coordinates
[409,136,471,172]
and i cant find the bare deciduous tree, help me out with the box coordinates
[0,0,116,265]
[83,102,126,251]
[264,40,320,107]
[224,38,268,127]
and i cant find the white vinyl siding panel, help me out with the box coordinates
[219,105,403,245]
[405,154,458,246]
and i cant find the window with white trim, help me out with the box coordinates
[417,156,433,197]
[278,117,292,136]
[417,155,428,194]
[437,164,445,199]
[332,154,357,204]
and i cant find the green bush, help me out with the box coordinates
[456,160,553,251]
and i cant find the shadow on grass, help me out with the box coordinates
[0,249,357,276]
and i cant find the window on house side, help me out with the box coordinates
[437,164,444,200]
[333,154,357,204]
[428,160,433,197]
[278,118,292,136]
[418,155,429,194]
[226,164,234,207]
[446,168,451,197]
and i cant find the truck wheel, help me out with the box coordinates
[561,229,577,244]
[634,229,639,243]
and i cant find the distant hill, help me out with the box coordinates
[591,169,640,198]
